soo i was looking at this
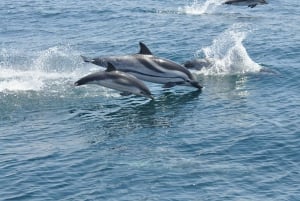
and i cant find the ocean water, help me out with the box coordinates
[1,0,300,200]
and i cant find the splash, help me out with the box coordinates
[0,46,83,92]
[194,23,262,75]
[0,46,126,98]
[178,0,223,15]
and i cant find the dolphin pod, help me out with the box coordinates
[76,0,269,100]
[75,62,153,99]
[223,0,268,8]
[81,42,202,90]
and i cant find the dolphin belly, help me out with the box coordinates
[97,79,140,95]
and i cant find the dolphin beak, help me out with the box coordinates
[74,80,85,86]
[191,81,203,89]
[74,77,89,86]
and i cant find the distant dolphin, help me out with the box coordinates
[81,42,202,89]
[183,58,213,70]
[75,62,154,99]
[224,0,268,8]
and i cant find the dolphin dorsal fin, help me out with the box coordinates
[138,42,153,55]
[106,62,117,72]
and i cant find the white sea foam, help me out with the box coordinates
[178,0,223,15]
[0,46,84,92]
[194,23,262,75]
[0,46,126,98]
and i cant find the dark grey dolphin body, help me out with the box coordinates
[75,63,153,99]
[81,42,202,89]
[224,0,268,8]
[183,58,213,70]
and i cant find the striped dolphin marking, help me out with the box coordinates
[81,42,202,89]
[74,62,154,99]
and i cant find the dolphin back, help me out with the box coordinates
[74,72,105,86]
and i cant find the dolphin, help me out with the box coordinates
[223,0,268,8]
[183,58,213,70]
[81,42,202,90]
[74,62,154,99]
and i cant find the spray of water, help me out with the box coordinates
[0,46,83,92]
[0,46,130,98]
[178,0,223,15]
[194,23,262,75]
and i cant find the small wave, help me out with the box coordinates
[194,23,262,75]
[178,0,223,15]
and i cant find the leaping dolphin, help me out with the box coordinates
[81,42,202,90]
[75,62,154,99]
[223,0,268,8]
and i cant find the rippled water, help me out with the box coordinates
[1,0,300,200]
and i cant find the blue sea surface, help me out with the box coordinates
[1,0,300,200]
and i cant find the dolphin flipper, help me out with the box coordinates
[106,62,117,72]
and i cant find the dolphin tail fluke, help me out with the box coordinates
[81,55,94,63]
